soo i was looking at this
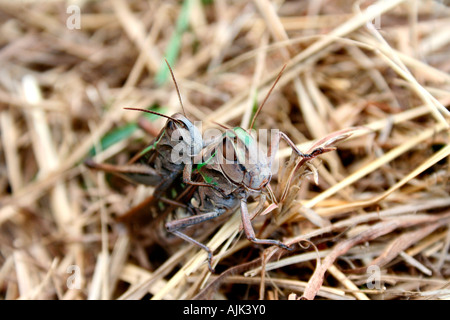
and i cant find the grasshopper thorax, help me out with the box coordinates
[218,127,271,192]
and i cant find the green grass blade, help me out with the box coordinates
[88,106,166,156]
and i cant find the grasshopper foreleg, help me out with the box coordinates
[182,163,227,195]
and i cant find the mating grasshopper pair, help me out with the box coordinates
[86,61,333,271]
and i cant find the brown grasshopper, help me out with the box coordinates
[86,62,334,272]
[164,66,336,271]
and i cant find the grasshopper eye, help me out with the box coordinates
[166,120,178,138]
[167,120,176,131]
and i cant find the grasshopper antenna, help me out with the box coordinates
[164,58,187,118]
[124,107,183,123]
[249,64,287,131]
[212,121,231,130]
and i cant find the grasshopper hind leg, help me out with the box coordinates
[240,198,292,251]
[169,230,215,273]
[84,158,162,186]
[165,209,227,272]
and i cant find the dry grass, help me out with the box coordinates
[0,0,449,300]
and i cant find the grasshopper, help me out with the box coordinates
[165,65,335,271]
[85,60,217,201]
[86,62,334,272]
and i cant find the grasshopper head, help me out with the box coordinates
[123,108,203,158]
[167,113,203,157]
[218,127,272,192]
